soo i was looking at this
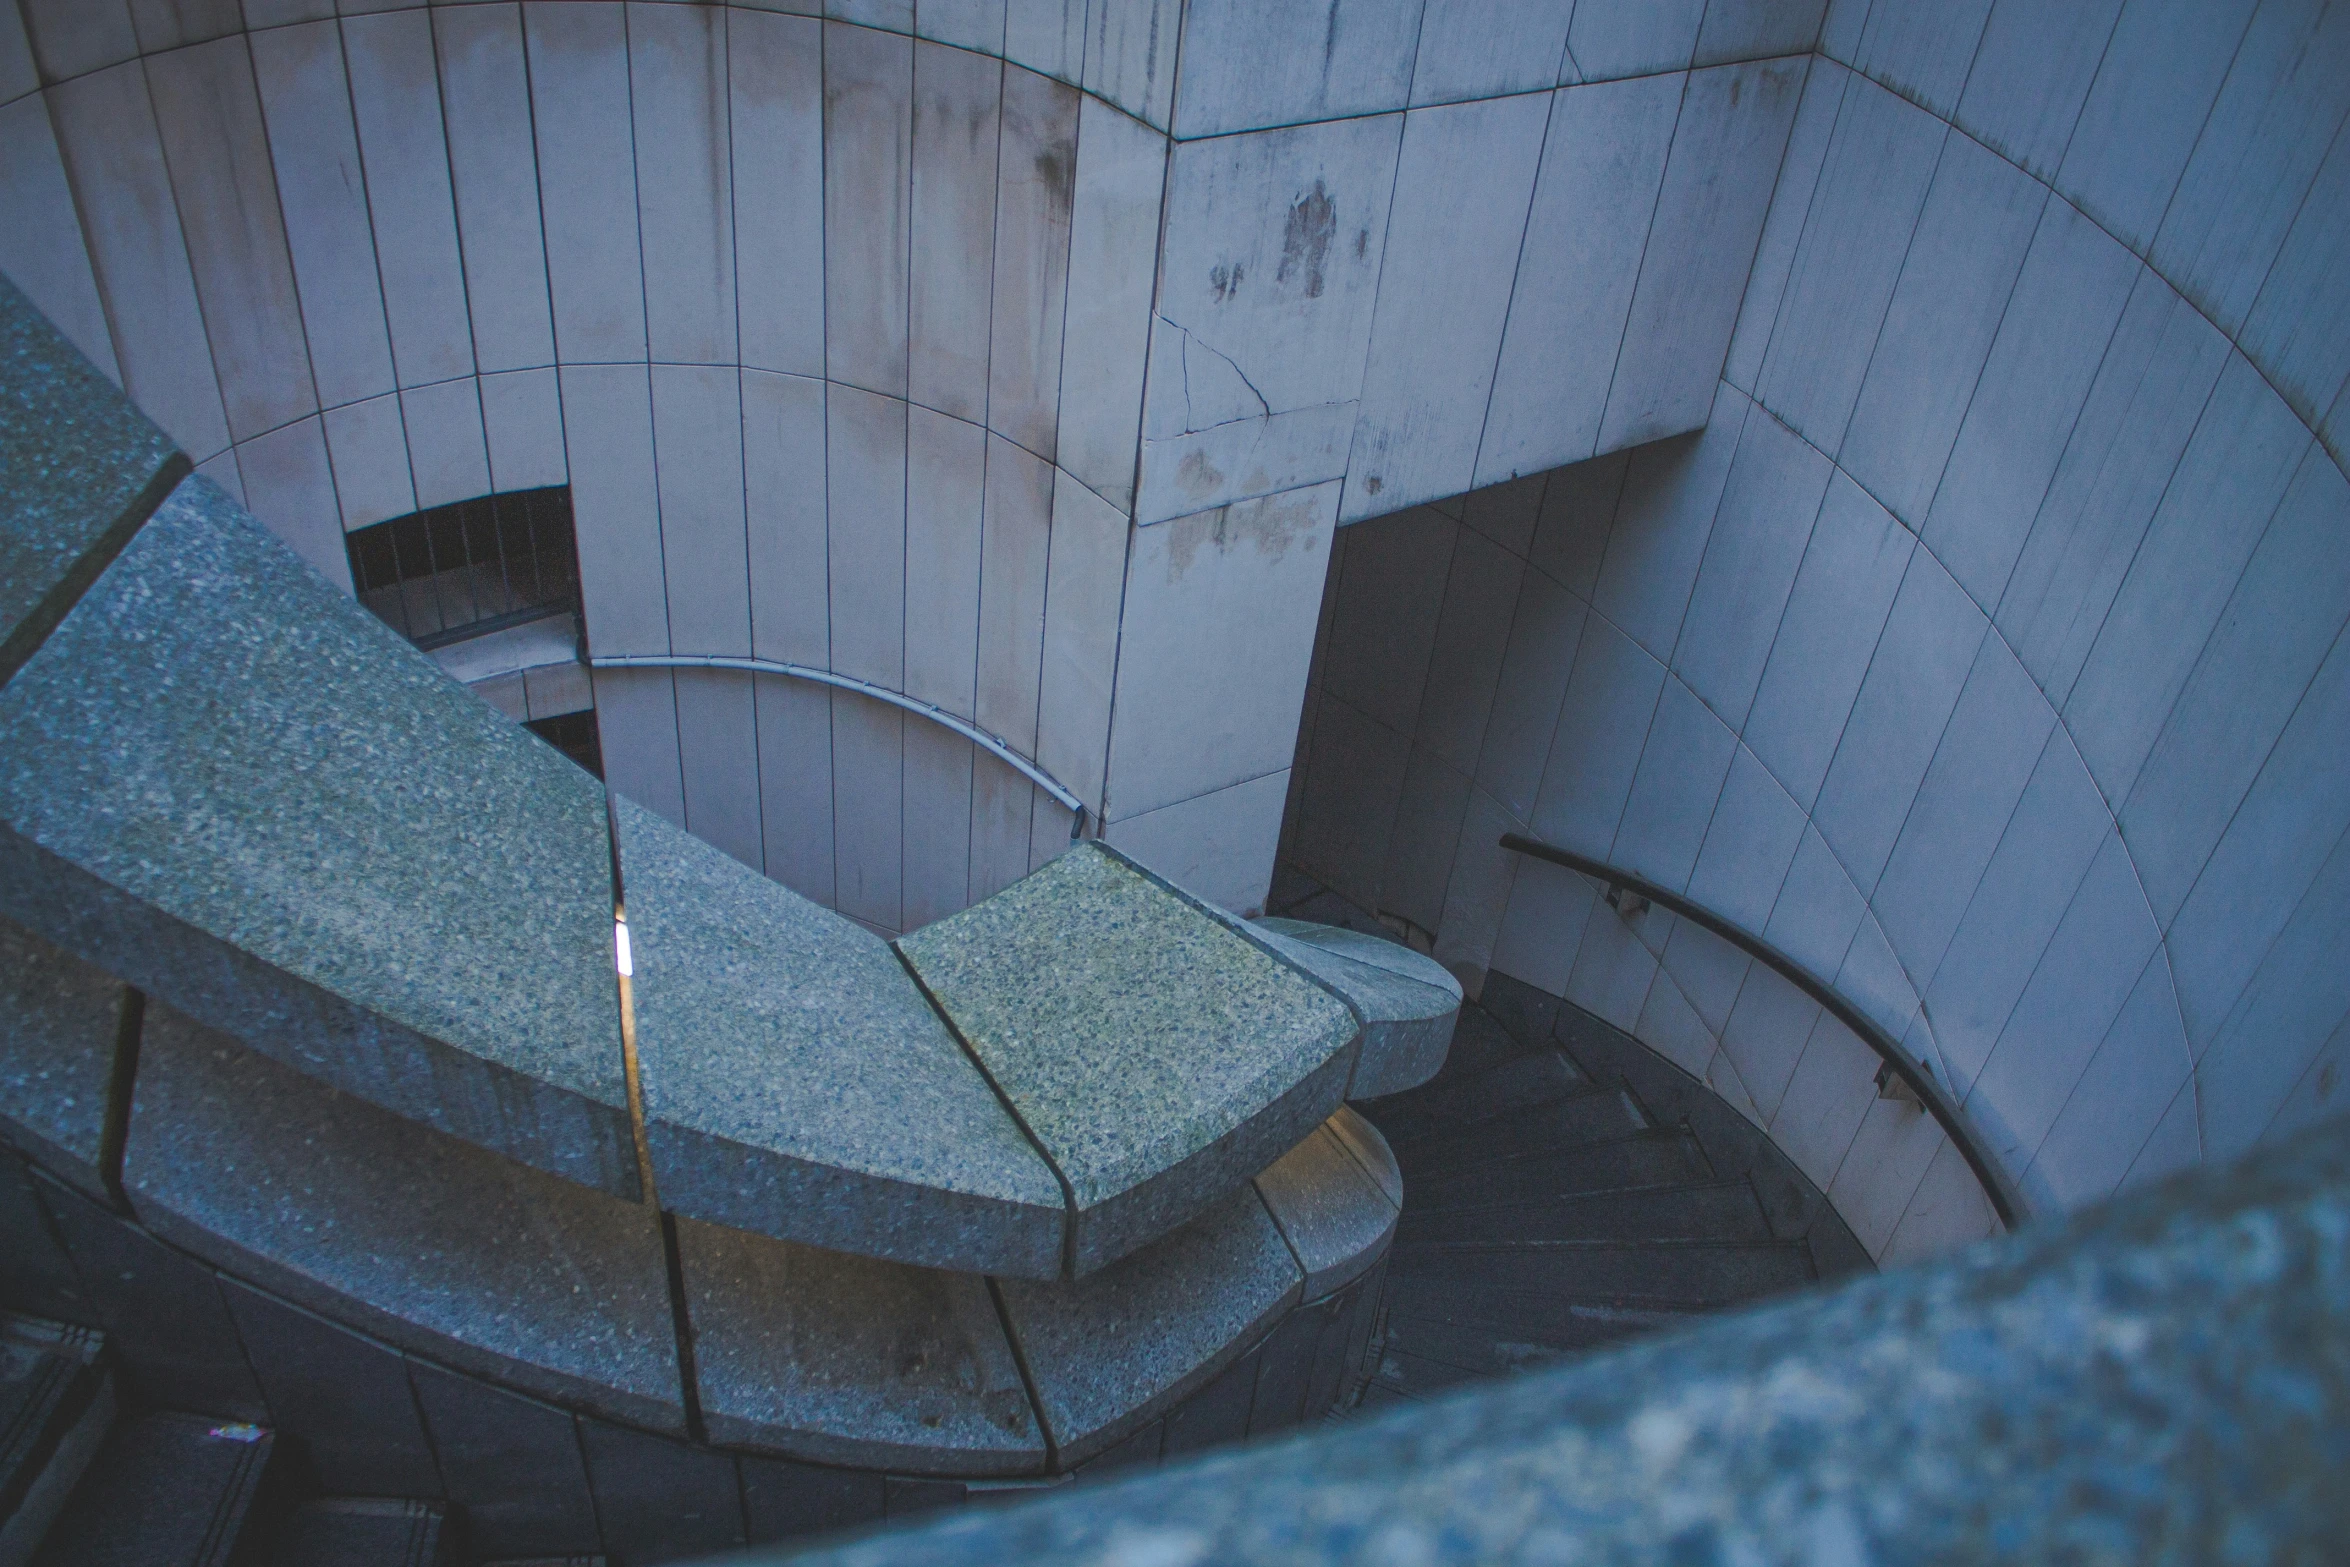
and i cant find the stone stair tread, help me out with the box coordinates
[32,1411,278,1567]
[1409,1006,1547,1091]
[1383,1300,1692,1371]
[1390,1091,1651,1175]
[1380,1279,1704,1352]
[1386,1238,1816,1308]
[1403,1132,1713,1206]
[271,1498,445,1567]
[1361,1052,1592,1147]
[0,1312,111,1563]
[1395,1182,1770,1247]
[1351,1382,1419,1414]
[1366,1347,1495,1400]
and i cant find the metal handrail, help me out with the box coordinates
[1498,832,2027,1229]
[589,652,1091,835]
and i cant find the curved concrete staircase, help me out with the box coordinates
[0,273,1859,1565]
[1358,993,1873,1408]
[0,271,1443,1563]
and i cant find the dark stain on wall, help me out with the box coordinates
[1278,180,1337,300]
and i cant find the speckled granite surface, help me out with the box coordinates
[1252,1117,1397,1302]
[0,476,635,1196]
[678,1216,1046,1475]
[897,845,1359,1276]
[755,1114,2350,1567]
[0,913,124,1197]
[616,797,1064,1279]
[995,1184,1302,1465]
[0,277,181,685]
[1256,919,1460,1098]
[125,1004,682,1433]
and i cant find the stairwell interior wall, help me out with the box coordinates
[1096,4,1819,912]
[1281,10,2350,1262]
[0,0,1828,930]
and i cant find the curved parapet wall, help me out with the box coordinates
[0,912,1402,1551]
[1253,918,1464,1099]
[0,467,644,1195]
[898,847,1360,1276]
[611,793,1067,1276]
[0,271,1458,1284]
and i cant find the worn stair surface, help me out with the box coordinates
[272,1499,447,1567]
[1,1313,112,1567]
[30,1411,280,1567]
[1353,997,1871,1408]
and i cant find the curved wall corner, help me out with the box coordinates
[0,0,1831,932]
[1282,11,2350,1264]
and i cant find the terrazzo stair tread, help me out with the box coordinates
[270,1498,445,1567]
[1471,977,1563,1058]
[0,1313,112,1565]
[897,845,1360,1278]
[1361,1053,1596,1148]
[1387,1239,1818,1308]
[1808,1218,1876,1285]
[0,476,637,1201]
[1366,1347,1492,1399]
[673,1216,1048,1477]
[1390,1090,1651,1176]
[1542,1002,1881,1276]
[0,1152,90,1330]
[1252,1119,1400,1303]
[30,1411,279,1567]
[1352,1382,1419,1412]
[1321,1107,1403,1209]
[1401,1131,1713,1207]
[0,276,183,687]
[1380,1294,1699,1370]
[1250,920,1461,1098]
[1409,1005,1550,1091]
[122,1004,687,1435]
[1394,1182,1773,1247]
[612,798,1064,1279]
[0,917,128,1202]
[1379,1278,1706,1353]
[992,1184,1304,1466]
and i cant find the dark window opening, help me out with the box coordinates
[345,486,580,650]
[346,487,603,778]
[525,709,605,780]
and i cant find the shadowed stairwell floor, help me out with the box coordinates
[1268,870,1874,1411]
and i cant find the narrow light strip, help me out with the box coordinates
[611,906,659,1209]
[590,653,1090,826]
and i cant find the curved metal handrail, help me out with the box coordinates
[1498,832,2027,1229]
[590,652,1090,835]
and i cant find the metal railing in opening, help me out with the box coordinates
[345,486,579,650]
